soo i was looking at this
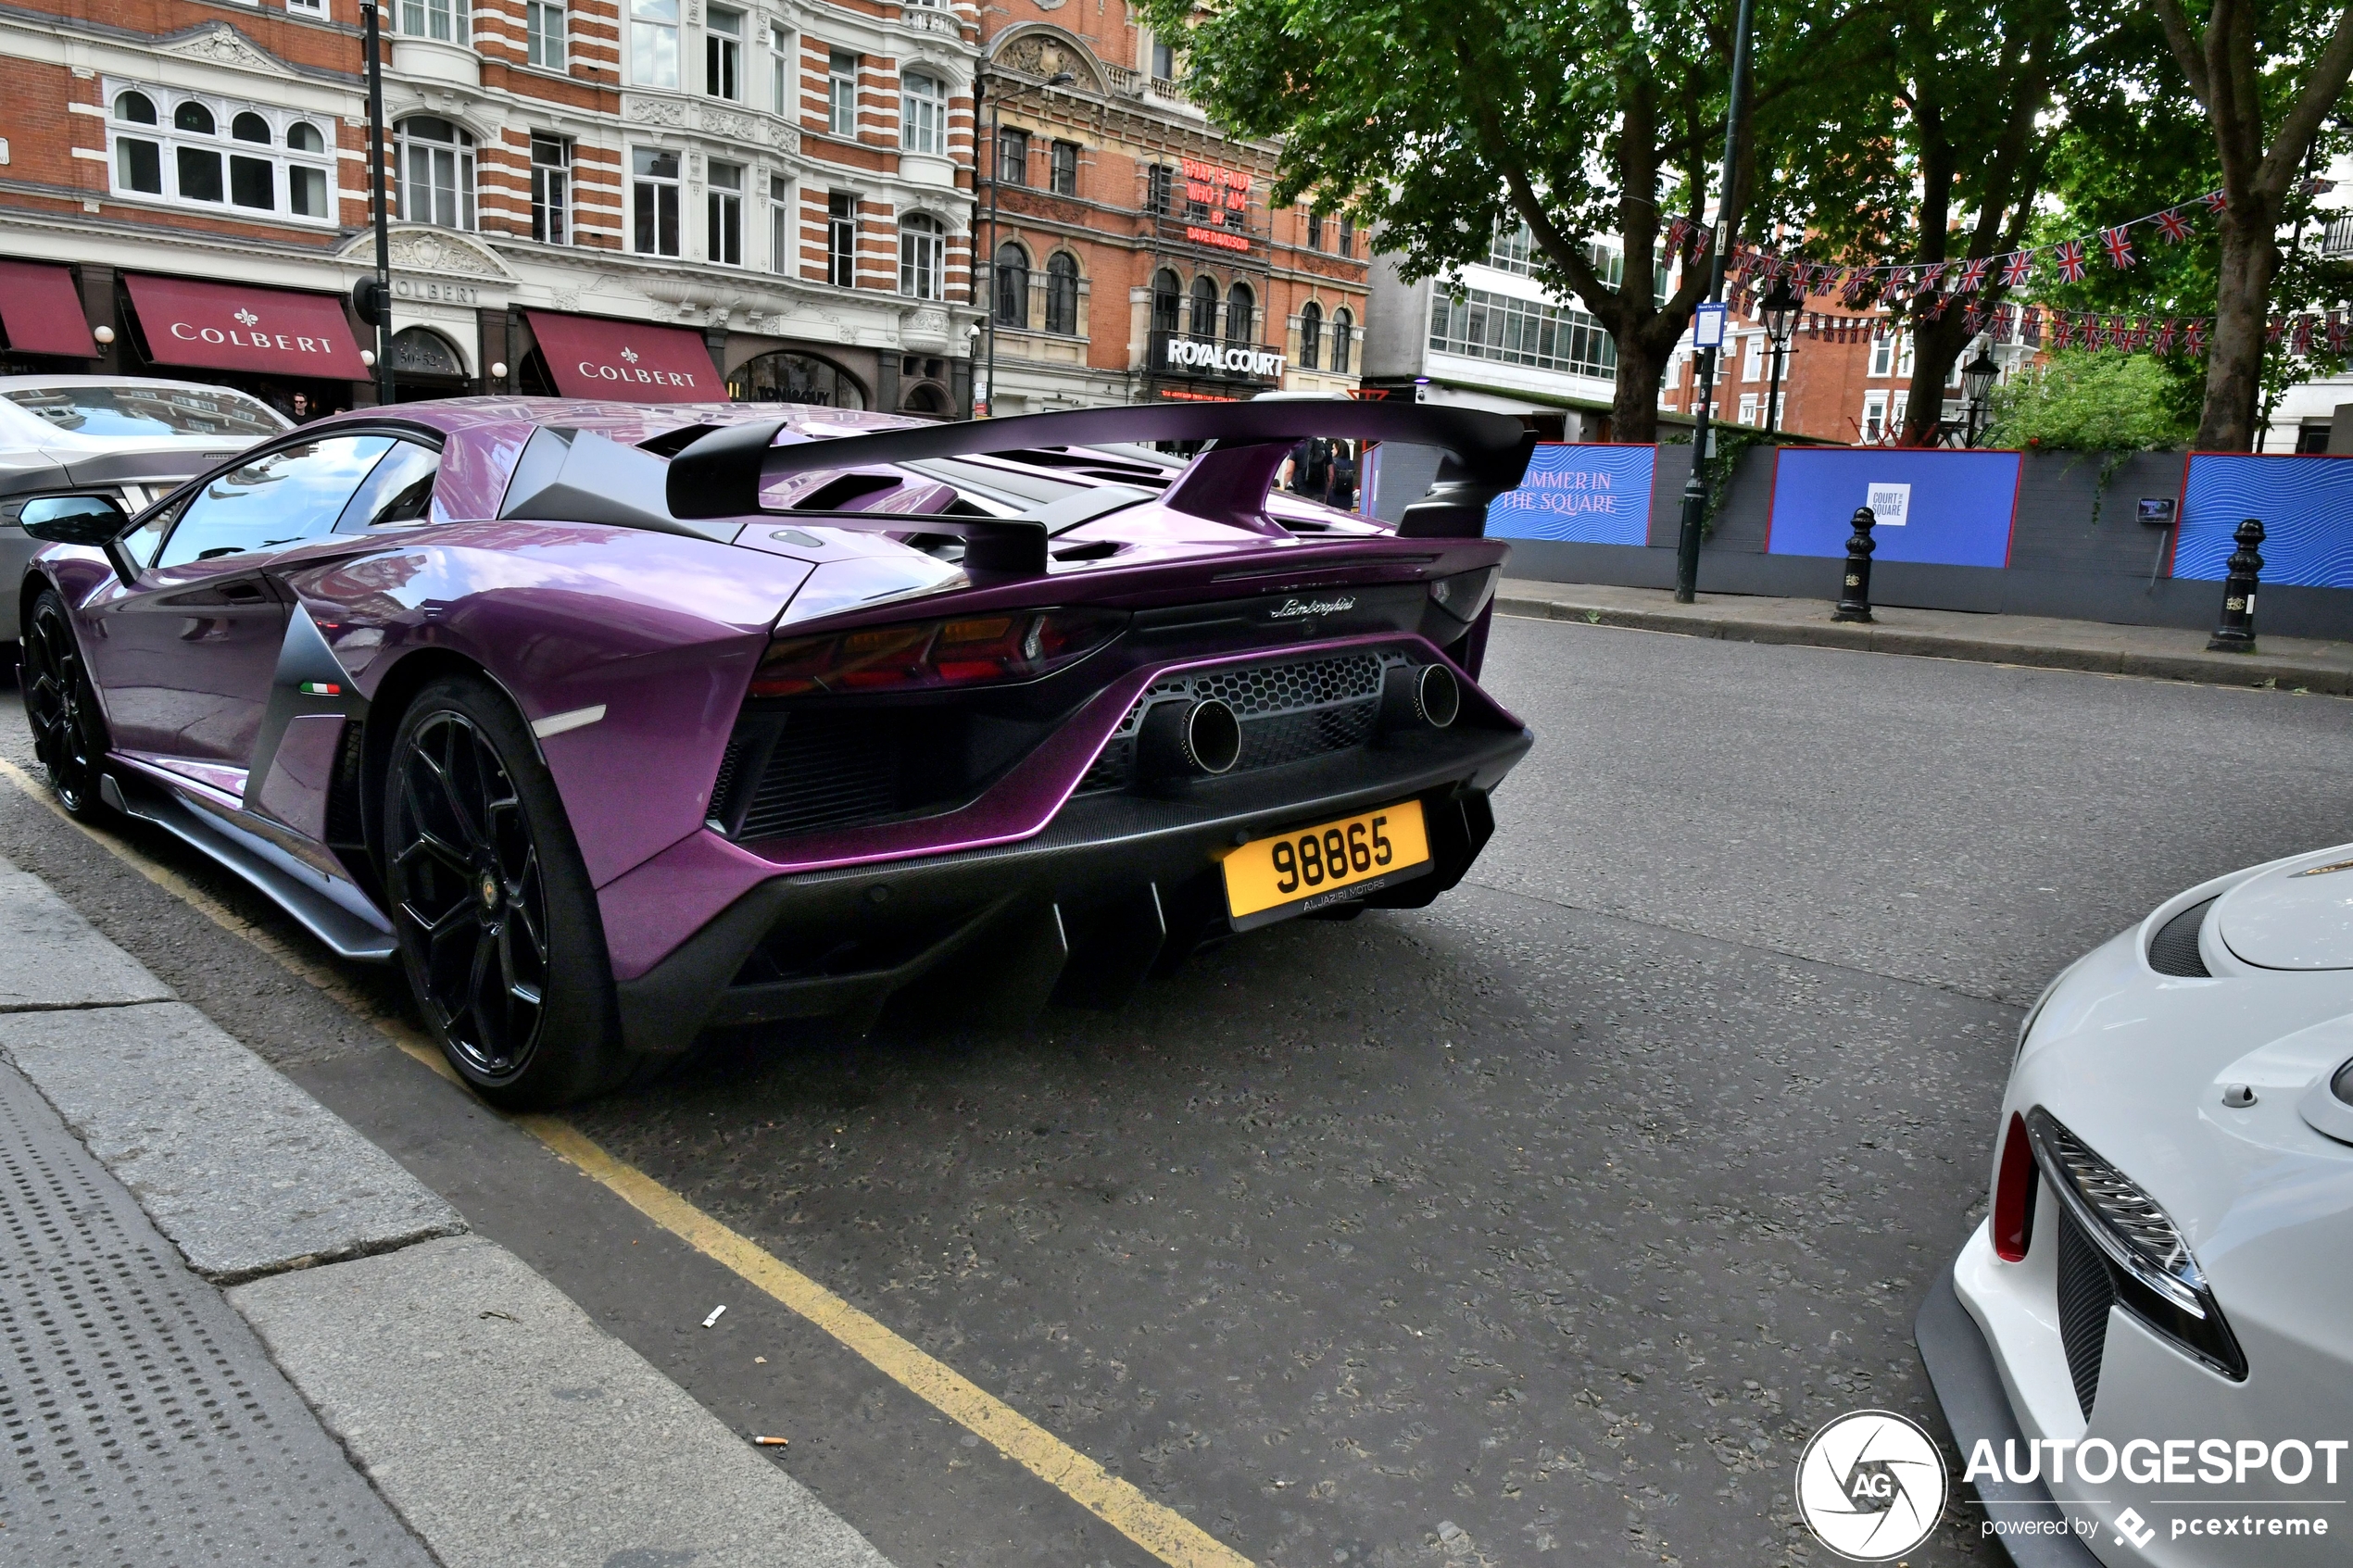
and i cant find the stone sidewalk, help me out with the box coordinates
[1494,579,2353,696]
[0,854,893,1568]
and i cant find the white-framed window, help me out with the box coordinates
[106,84,337,224]
[395,116,474,229]
[1738,394,1758,426]
[706,6,742,100]
[1896,335,1916,379]
[827,50,859,136]
[827,191,858,284]
[708,157,743,264]
[1490,219,1534,275]
[632,145,681,255]
[898,212,944,299]
[1742,332,1764,381]
[1861,390,1888,443]
[1868,331,1894,378]
[1330,307,1353,374]
[525,0,565,69]
[1050,140,1079,196]
[530,132,569,244]
[900,72,946,156]
[1890,390,1909,430]
[770,24,795,116]
[397,0,468,42]
[768,174,793,273]
[630,0,679,89]
[286,0,324,15]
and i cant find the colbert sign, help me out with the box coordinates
[1151,330,1284,384]
[123,274,369,379]
[522,309,717,405]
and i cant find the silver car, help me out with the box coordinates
[0,376,289,639]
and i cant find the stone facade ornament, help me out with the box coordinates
[623,95,688,127]
[157,23,288,77]
[698,107,758,141]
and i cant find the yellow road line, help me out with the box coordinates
[0,754,1254,1568]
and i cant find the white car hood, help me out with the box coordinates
[2216,843,2353,970]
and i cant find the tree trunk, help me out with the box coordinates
[1900,304,1975,446]
[2199,210,2277,450]
[1609,328,1671,443]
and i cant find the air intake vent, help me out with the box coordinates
[2147,897,2216,977]
[730,713,908,841]
[1078,651,1390,794]
[2056,1207,2117,1419]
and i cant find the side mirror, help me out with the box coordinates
[19,493,132,546]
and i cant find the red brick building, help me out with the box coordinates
[972,12,1367,413]
[0,0,984,415]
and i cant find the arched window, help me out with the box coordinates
[1151,269,1182,334]
[1330,307,1354,374]
[899,212,946,299]
[1189,276,1218,338]
[396,116,475,230]
[114,91,157,124]
[726,349,867,408]
[174,101,214,135]
[1298,301,1323,370]
[900,383,949,415]
[1225,282,1255,346]
[232,112,271,144]
[900,72,947,156]
[1044,253,1079,336]
[993,242,1028,328]
[287,121,326,154]
[390,326,465,378]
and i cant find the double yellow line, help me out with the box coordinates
[0,756,1251,1568]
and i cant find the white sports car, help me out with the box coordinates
[1919,845,2353,1566]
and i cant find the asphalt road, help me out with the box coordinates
[4,616,2347,1568]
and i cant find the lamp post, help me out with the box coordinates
[1758,276,1800,433]
[1960,345,1999,447]
[1670,0,1759,603]
[977,68,1074,420]
[359,0,395,406]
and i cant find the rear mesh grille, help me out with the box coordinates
[733,714,904,841]
[1078,651,1390,794]
[2056,1207,2117,1419]
[2147,897,2215,977]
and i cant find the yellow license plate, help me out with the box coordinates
[1221,799,1432,928]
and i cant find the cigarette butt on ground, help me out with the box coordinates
[753,1436,789,1448]
[701,1304,726,1328]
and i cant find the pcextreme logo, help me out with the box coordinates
[1794,1411,1949,1562]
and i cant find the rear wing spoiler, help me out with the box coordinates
[664,402,1537,560]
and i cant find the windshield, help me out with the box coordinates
[2,384,289,440]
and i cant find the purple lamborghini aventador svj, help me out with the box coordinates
[14,397,1533,1106]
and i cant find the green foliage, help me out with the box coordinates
[1981,352,2197,451]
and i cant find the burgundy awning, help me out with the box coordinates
[524,310,719,404]
[125,273,369,379]
[0,260,97,358]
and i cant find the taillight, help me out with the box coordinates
[1992,1110,2037,1261]
[747,608,1124,697]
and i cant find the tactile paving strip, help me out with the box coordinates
[0,1061,434,1567]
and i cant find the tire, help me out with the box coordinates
[383,674,628,1109]
[21,587,114,821]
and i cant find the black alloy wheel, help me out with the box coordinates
[384,675,626,1108]
[21,588,113,820]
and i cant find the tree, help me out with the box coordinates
[1139,0,1869,441]
[1980,351,2198,450]
[2149,0,2353,448]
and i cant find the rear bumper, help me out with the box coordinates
[614,720,1530,1053]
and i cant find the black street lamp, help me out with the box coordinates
[1961,345,2000,447]
[1759,276,1800,433]
[978,69,1076,420]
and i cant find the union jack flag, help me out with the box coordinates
[2100,228,2136,269]
[1998,251,2034,288]
[2053,240,2088,282]
[2291,315,2314,355]
[1914,262,1947,298]
[2125,320,2149,352]
[1963,304,1990,335]
[2200,190,2226,214]
[2155,208,2192,244]
[2184,319,2207,355]
[2331,313,2348,354]
[2153,319,2179,356]
[1957,257,1991,294]
[1666,216,1692,254]
[2267,316,2284,345]
[1993,304,2018,343]
[1919,291,1952,320]
[2020,307,2044,346]
[1839,270,1872,307]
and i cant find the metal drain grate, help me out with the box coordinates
[0,1062,433,1567]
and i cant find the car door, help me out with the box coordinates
[84,432,401,778]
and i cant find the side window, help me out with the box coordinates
[336,440,441,531]
[157,435,395,570]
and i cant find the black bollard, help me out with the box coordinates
[1831,507,1877,623]
[2205,517,2265,652]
